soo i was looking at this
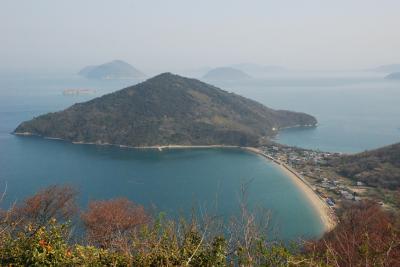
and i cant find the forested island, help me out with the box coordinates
[14,73,316,147]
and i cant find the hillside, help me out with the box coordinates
[78,60,145,80]
[14,73,316,147]
[203,67,251,81]
[385,72,400,80]
[330,143,400,189]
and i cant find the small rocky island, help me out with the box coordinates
[78,60,145,80]
[14,73,317,147]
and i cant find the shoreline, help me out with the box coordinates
[14,132,336,231]
[13,133,242,151]
[243,147,337,232]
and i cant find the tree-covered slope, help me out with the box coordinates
[330,143,400,189]
[14,73,316,147]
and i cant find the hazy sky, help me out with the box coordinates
[1,0,399,72]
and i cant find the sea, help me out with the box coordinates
[212,72,400,153]
[0,70,399,240]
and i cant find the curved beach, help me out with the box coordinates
[277,162,336,232]
[243,147,336,232]
[128,144,337,231]
[132,144,337,232]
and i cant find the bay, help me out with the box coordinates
[0,73,324,240]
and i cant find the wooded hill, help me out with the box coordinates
[14,73,316,147]
[330,143,400,189]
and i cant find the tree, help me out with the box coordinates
[81,198,150,251]
[8,185,77,229]
[306,201,400,266]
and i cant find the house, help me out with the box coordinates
[326,198,335,207]
[356,181,364,186]
[340,190,354,200]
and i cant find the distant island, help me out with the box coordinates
[230,63,288,76]
[78,60,145,80]
[368,64,400,73]
[385,72,400,80]
[202,67,251,81]
[14,73,316,147]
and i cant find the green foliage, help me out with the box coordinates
[72,246,127,266]
[129,214,228,266]
[3,214,392,267]
[0,214,312,266]
[330,142,400,189]
[0,219,127,266]
[0,219,72,266]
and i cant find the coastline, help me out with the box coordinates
[13,133,241,150]
[14,132,336,232]
[243,147,336,232]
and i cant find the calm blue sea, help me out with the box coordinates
[0,71,398,239]
[212,72,400,153]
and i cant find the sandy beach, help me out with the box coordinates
[243,147,337,232]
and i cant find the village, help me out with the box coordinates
[258,144,369,211]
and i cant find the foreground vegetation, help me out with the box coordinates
[1,185,399,266]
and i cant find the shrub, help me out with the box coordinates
[9,185,78,229]
[81,198,150,251]
[306,201,400,266]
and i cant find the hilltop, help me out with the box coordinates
[329,143,400,189]
[385,72,400,80]
[78,60,145,80]
[203,67,251,81]
[14,73,316,147]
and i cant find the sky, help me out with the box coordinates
[1,0,400,72]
